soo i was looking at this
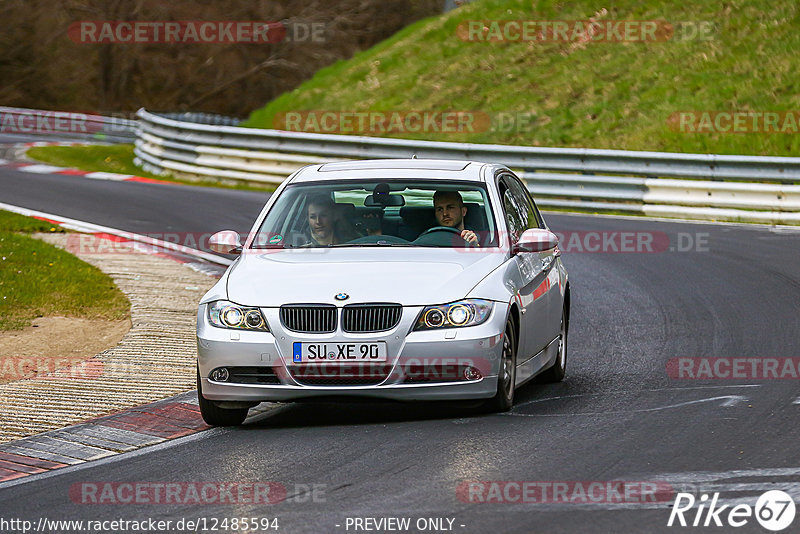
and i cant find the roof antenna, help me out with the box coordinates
[411,153,418,159]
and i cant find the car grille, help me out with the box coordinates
[287,364,393,386]
[227,366,281,385]
[342,304,402,333]
[280,305,337,333]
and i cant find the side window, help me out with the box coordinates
[499,179,526,244]
[505,175,543,229]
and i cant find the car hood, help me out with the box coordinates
[225,248,507,307]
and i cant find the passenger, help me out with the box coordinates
[305,194,339,246]
[433,190,479,245]
[305,194,360,246]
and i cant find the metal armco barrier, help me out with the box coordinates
[132,108,800,224]
[0,107,136,143]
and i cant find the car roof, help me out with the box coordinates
[289,159,495,183]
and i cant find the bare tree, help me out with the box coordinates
[0,0,442,116]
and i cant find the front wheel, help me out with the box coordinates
[483,318,517,413]
[197,371,248,426]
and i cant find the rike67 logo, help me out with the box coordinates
[668,490,796,531]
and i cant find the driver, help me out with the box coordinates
[433,190,479,245]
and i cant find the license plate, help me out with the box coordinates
[292,342,387,363]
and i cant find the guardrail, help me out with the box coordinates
[0,107,137,143]
[134,108,800,224]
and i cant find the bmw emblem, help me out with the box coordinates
[335,292,349,301]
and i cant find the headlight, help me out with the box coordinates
[208,300,268,331]
[414,299,493,330]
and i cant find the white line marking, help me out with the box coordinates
[17,164,66,174]
[506,395,748,417]
[681,482,800,493]
[0,201,231,266]
[616,467,800,509]
[452,418,481,424]
[649,466,800,483]
[514,384,760,409]
[84,171,132,181]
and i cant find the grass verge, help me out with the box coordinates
[27,145,163,179]
[0,210,130,331]
[243,0,800,157]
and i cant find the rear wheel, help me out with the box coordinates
[483,318,517,413]
[197,370,248,426]
[540,306,568,383]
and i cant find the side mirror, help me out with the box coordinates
[513,228,559,254]
[208,230,242,254]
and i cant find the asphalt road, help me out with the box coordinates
[1,155,800,533]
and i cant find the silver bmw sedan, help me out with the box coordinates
[196,159,569,425]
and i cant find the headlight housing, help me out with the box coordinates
[207,300,268,331]
[413,299,493,330]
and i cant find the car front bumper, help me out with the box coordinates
[196,303,508,402]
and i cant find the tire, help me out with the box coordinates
[197,370,248,427]
[540,306,568,383]
[483,318,517,413]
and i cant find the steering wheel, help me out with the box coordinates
[418,226,463,237]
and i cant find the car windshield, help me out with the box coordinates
[250,180,498,249]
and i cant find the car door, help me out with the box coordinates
[513,176,563,346]
[497,174,555,363]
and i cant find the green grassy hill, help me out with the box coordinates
[243,0,800,156]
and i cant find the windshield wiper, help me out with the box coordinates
[330,242,415,247]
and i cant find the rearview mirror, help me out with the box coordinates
[364,194,405,207]
[208,230,242,254]
[513,228,559,254]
